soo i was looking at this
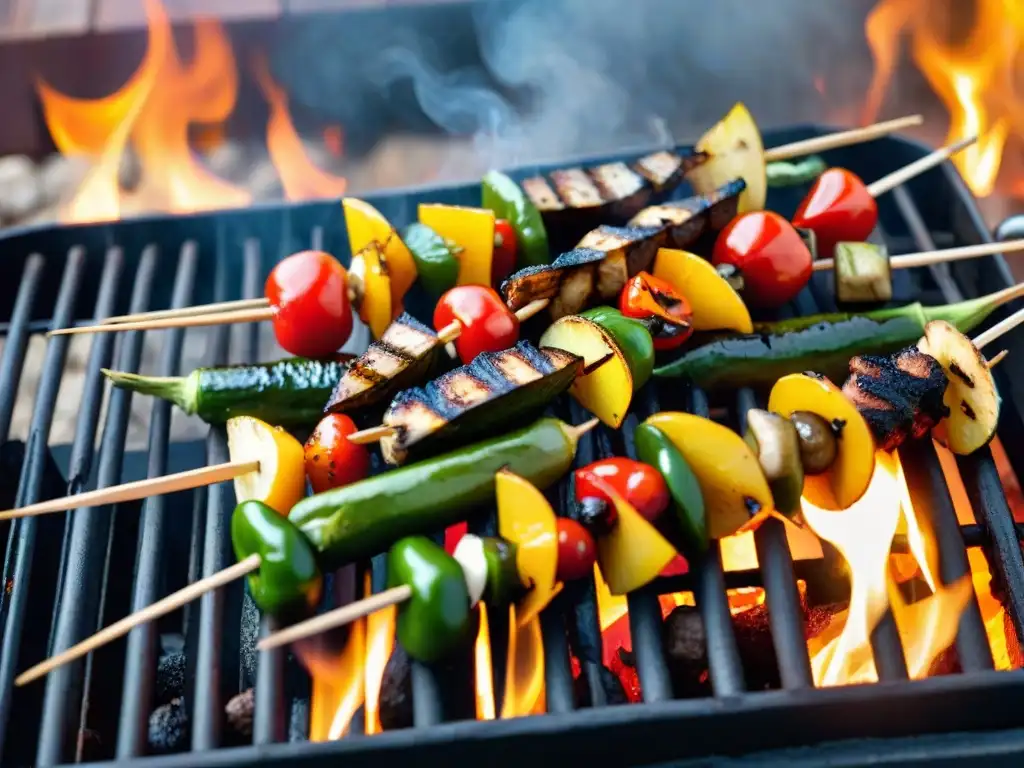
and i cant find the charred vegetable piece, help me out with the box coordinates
[577,225,665,288]
[769,373,876,511]
[842,347,948,453]
[571,495,617,538]
[917,319,1000,455]
[686,103,767,213]
[389,536,472,663]
[102,356,353,427]
[589,162,653,222]
[290,417,589,568]
[579,307,654,390]
[540,315,633,427]
[232,500,322,618]
[226,416,306,516]
[644,412,775,538]
[482,171,550,268]
[651,248,753,333]
[304,413,371,494]
[790,411,838,475]
[349,242,393,339]
[404,222,460,298]
[618,271,694,351]
[418,204,496,288]
[629,179,745,251]
[835,242,892,306]
[324,313,440,415]
[379,341,582,465]
[496,469,562,625]
[574,457,669,524]
[343,197,418,312]
[743,409,804,517]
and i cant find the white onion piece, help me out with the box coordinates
[452,534,487,607]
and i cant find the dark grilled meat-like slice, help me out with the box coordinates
[577,224,666,282]
[841,347,949,452]
[628,178,745,251]
[380,341,582,465]
[589,162,653,221]
[324,313,440,415]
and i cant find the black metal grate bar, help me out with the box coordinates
[0,254,44,442]
[0,248,86,759]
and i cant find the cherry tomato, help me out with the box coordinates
[266,251,353,358]
[434,284,519,364]
[304,413,370,494]
[555,517,597,582]
[574,458,669,523]
[712,211,813,309]
[792,167,878,258]
[492,219,518,286]
[618,272,694,351]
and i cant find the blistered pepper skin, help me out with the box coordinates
[388,536,472,663]
[231,500,323,617]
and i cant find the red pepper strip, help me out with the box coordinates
[444,521,469,556]
[618,272,694,351]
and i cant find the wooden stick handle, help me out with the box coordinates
[48,307,276,337]
[16,554,263,686]
[812,238,1024,272]
[0,460,259,520]
[866,135,977,198]
[973,306,1024,350]
[763,115,924,163]
[347,425,397,445]
[104,297,270,325]
[257,584,413,651]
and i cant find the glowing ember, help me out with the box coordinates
[863,0,1023,196]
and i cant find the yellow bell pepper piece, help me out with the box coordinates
[652,248,753,333]
[585,473,677,595]
[496,468,563,627]
[349,243,392,340]
[418,203,495,287]
[342,198,417,313]
[226,416,306,515]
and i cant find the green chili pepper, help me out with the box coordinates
[231,500,323,617]
[289,417,588,569]
[389,536,472,662]
[404,222,460,298]
[766,156,827,188]
[633,423,708,558]
[580,307,655,389]
[482,170,550,268]
[654,289,1015,389]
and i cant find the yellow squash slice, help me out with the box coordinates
[652,247,753,333]
[686,103,767,213]
[348,242,392,340]
[226,416,306,515]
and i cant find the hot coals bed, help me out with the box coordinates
[1,127,1024,768]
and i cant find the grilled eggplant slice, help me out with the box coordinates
[324,313,441,415]
[379,342,583,465]
[502,226,664,320]
[629,179,745,251]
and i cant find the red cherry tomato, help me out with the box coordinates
[266,251,353,358]
[555,517,597,582]
[492,219,518,286]
[303,413,370,494]
[712,211,813,309]
[618,272,694,351]
[792,167,878,258]
[433,285,519,364]
[574,458,669,523]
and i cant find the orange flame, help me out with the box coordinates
[302,619,365,742]
[863,0,1024,197]
[473,603,546,719]
[362,601,396,735]
[252,55,348,201]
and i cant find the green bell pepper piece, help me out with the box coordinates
[388,536,472,663]
[481,170,550,268]
[482,537,522,607]
[633,423,708,558]
[580,307,655,389]
[766,156,827,188]
[404,222,460,298]
[231,500,323,617]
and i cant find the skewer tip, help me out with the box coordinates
[947,134,979,154]
[567,417,601,442]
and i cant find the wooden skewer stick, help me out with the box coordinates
[16,554,263,686]
[973,305,1024,350]
[986,349,1008,369]
[258,585,413,651]
[0,460,258,521]
[763,115,924,163]
[812,238,1024,272]
[48,307,275,337]
[103,297,271,325]
[866,135,978,198]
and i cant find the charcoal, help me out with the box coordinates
[155,651,186,705]
[148,698,189,754]
[289,698,310,742]
[225,687,254,739]
[573,662,628,707]
[379,644,413,731]
[663,605,710,697]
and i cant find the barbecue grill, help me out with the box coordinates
[1,126,1024,768]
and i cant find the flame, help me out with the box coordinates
[863,0,1024,196]
[301,619,365,741]
[252,55,348,201]
[362,598,396,734]
[473,603,546,719]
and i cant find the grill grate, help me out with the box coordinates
[0,127,1023,767]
